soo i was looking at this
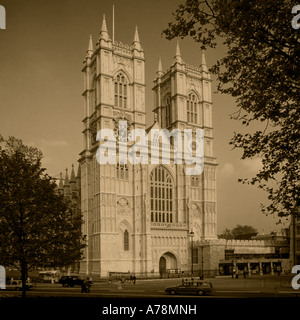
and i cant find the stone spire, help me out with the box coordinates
[99,14,110,41]
[63,168,70,195]
[58,172,64,190]
[201,50,208,73]
[132,25,142,50]
[86,34,94,58]
[174,40,183,64]
[156,57,163,78]
[134,25,140,42]
[64,168,69,185]
[70,164,76,192]
[70,164,76,182]
[176,40,181,56]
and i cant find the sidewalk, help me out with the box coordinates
[208,275,293,290]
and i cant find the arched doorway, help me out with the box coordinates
[159,252,177,278]
[159,257,166,276]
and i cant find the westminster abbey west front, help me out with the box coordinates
[79,15,217,278]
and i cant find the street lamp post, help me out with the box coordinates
[201,245,204,280]
[189,231,195,277]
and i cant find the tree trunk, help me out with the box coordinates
[21,261,27,299]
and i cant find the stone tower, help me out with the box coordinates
[80,15,150,276]
[152,42,217,241]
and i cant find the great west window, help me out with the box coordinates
[150,166,173,223]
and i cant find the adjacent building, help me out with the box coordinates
[290,211,300,266]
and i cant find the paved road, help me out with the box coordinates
[1,278,298,320]
[0,276,298,299]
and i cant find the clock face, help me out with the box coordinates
[114,118,131,142]
[119,122,128,142]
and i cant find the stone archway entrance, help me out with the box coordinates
[159,252,177,278]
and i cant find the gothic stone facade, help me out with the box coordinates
[79,16,217,277]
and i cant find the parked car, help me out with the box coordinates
[165,278,214,296]
[4,280,33,291]
[58,276,84,287]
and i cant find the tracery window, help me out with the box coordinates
[187,93,198,124]
[114,73,127,108]
[150,166,173,223]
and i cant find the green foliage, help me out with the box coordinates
[163,0,300,218]
[0,136,86,296]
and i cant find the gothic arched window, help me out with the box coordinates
[124,230,129,251]
[116,163,129,180]
[91,77,97,113]
[165,96,171,127]
[187,93,198,124]
[150,166,174,223]
[114,73,127,108]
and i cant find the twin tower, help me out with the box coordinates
[79,15,217,277]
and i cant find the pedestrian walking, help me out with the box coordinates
[81,279,87,293]
[86,279,91,293]
[132,275,136,285]
[121,276,126,286]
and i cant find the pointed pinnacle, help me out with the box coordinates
[133,25,140,43]
[132,25,142,51]
[58,172,64,189]
[101,14,108,33]
[64,168,69,185]
[86,34,94,58]
[156,57,163,78]
[201,50,208,72]
[176,40,181,57]
[88,34,93,51]
[100,14,110,41]
[70,164,76,182]
[158,57,162,72]
[174,40,183,64]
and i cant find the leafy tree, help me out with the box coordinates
[0,136,85,298]
[219,225,257,240]
[163,0,300,219]
[217,228,232,240]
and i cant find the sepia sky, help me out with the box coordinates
[0,0,288,234]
